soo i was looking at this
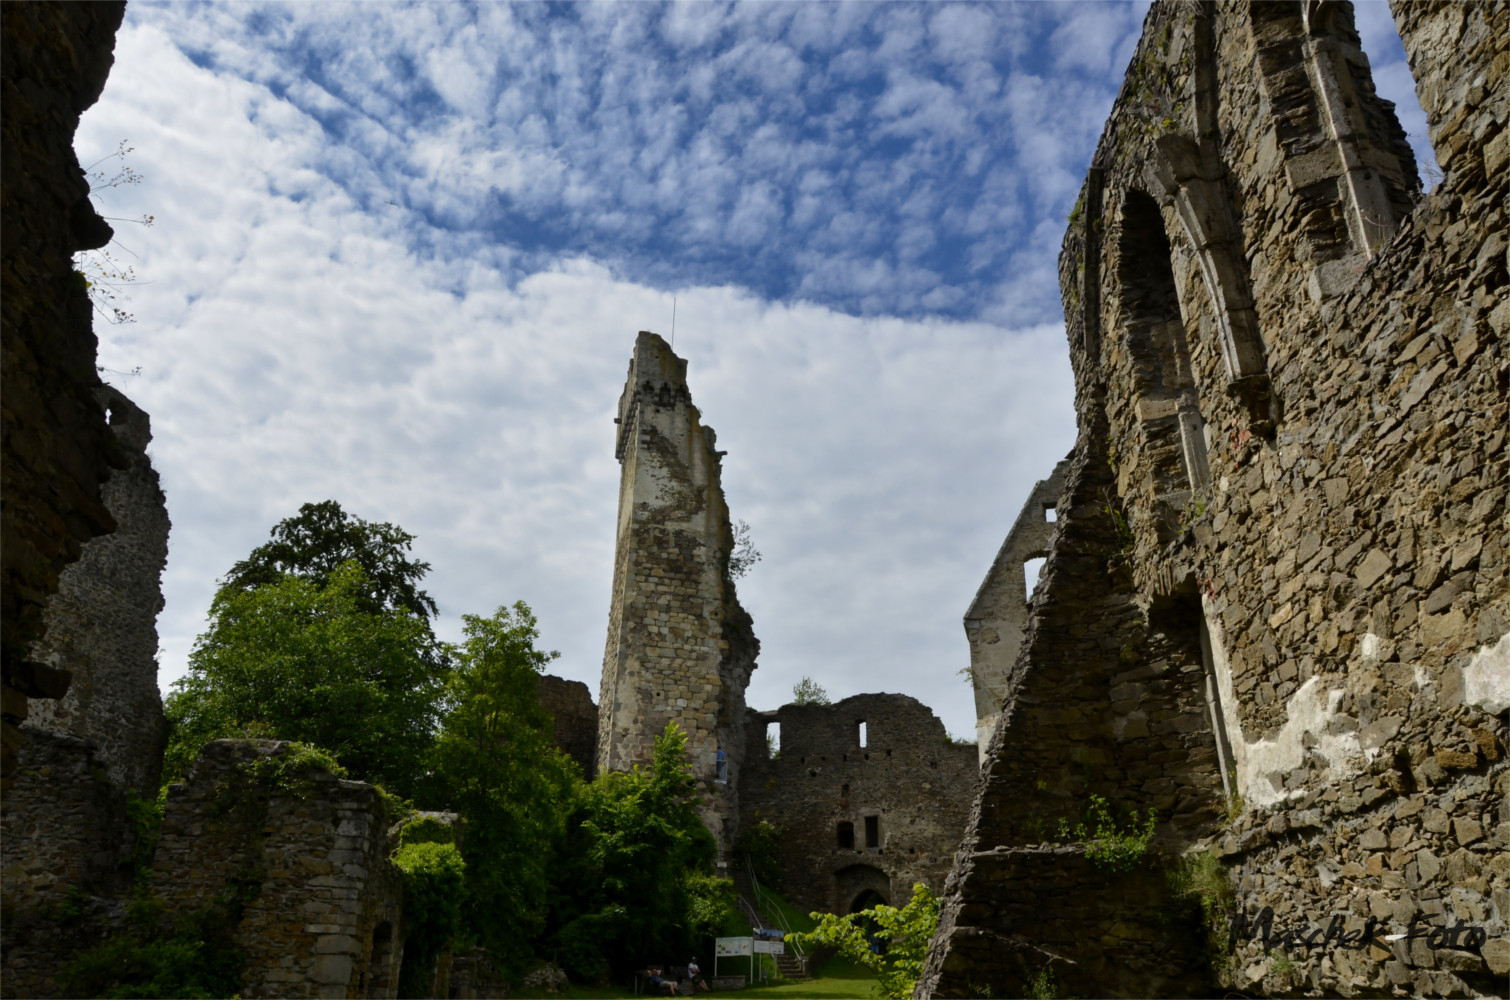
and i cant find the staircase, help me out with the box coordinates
[731,859,809,981]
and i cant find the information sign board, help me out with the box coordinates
[715,937,752,957]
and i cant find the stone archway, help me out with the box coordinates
[834,863,891,916]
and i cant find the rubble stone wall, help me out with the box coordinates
[152,741,406,1000]
[536,674,598,779]
[922,2,1508,997]
[738,694,976,918]
[28,387,170,797]
[0,730,132,999]
[597,331,759,850]
[1,0,127,790]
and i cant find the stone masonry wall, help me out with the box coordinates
[0,730,132,999]
[152,740,405,1000]
[931,845,1210,1000]
[537,674,598,779]
[739,694,976,919]
[924,2,1508,997]
[28,387,170,798]
[1,0,128,791]
[598,331,759,851]
[966,457,1071,762]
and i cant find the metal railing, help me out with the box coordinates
[740,856,804,959]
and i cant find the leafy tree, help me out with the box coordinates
[792,676,830,706]
[545,724,734,982]
[423,603,577,973]
[221,500,438,621]
[164,561,445,796]
[791,883,940,999]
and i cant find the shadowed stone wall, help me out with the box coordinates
[151,741,406,1000]
[739,694,976,918]
[1,0,128,791]
[27,387,169,798]
[537,674,598,779]
[921,2,1508,997]
[0,730,133,999]
[597,331,759,850]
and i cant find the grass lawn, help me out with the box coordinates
[549,887,883,1000]
[555,959,878,1000]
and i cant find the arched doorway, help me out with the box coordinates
[834,863,892,918]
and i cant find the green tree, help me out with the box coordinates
[791,883,940,999]
[545,724,733,982]
[424,603,577,973]
[792,676,830,706]
[221,500,439,621]
[164,561,445,795]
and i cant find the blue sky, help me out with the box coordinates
[80,1,1429,743]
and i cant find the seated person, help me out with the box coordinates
[647,967,679,996]
[686,958,710,993]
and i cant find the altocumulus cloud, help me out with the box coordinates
[78,2,1429,740]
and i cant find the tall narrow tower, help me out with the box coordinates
[597,332,758,850]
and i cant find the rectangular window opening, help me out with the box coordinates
[837,821,855,850]
[857,720,868,748]
[864,815,879,849]
[766,722,780,759]
[1043,503,1057,522]
[1024,557,1047,601]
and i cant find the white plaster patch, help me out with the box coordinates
[1414,664,1431,689]
[1360,632,1380,659]
[1200,599,1364,809]
[1238,678,1363,808]
[1461,631,1510,715]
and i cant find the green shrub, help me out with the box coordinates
[791,883,939,999]
[1170,849,1235,971]
[125,789,166,891]
[59,898,244,999]
[247,741,348,795]
[398,814,456,848]
[1024,964,1057,999]
[1056,794,1156,872]
[393,841,466,999]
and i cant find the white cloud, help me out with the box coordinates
[77,11,1085,747]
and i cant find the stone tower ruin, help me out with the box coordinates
[597,331,759,850]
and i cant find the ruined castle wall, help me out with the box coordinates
[598,332,758,850]
[28,387,170,797]
[0,730,132,999]
[965,458,1071,761]
[738,694,976,918]
[152,741,405,1000]
[1,0,127,790]
[537,674,598,779]
[924,3,1508,997]
[1393,2,1508,186]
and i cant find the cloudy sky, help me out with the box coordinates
[79,1,1429,743]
